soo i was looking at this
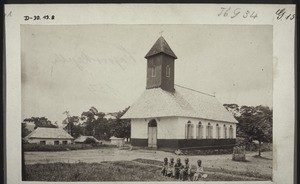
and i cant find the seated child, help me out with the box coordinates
[193,159,206,181]
[174,158,182,179]
[179,158,191,181]
[167,158,175,177]
[160,157,168,176]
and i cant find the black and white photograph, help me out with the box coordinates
[4,4,295,184]
[20,24,273,181]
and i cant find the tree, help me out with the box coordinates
[63,115,81,138]
[21,123,31,138]
[62,111,82,138]
[109,107,131,141]
[23,117,57,129]
[236,105,273,156]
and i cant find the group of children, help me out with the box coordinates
[160,157,207,181]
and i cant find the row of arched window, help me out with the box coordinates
[185,121,234,139]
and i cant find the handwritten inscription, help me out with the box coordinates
[218,7,258,19]
[275,8,295,21]
[5,11,12,17]
[24,15,55,21]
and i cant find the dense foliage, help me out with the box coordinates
[22,117,58,137]
[22,107,131,141]
[223,104,273,156]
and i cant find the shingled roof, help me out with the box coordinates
[122,85,238,123]
[25,127,74,139]
[145,36,177,59]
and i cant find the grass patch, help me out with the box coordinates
[23,143,113,152]
[24,160,269,181]
[133,159,271,181]
[24,161,177,181]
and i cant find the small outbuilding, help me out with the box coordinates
[24,127,74,145]
[74,135,99,144]
[109,136,125,147]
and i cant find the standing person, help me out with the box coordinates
[193,159,205,181]
[174,158,182,179]
[160,157,168,176]
[179,158,191,181]
[167,158,175,177]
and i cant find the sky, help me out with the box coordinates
[21,24,273,124]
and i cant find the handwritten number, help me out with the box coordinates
[290,14,295,20]
[275,8,295,21]
[250,12,258,19]
[218,7,226,16]
[243,10,250,18]
[231,8,240,18]
[219,7,258,19]
[224,7,231,17]
[276,8,285,20]
[24,15,55,21]
[33,16,40,20]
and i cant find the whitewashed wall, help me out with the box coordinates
[131,117,179,139]
[131,118,148,139]
[131,117,237,139]
[27,139,73,145]
[157,117,178,139]
[178,117,237,139]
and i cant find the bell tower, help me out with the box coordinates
[145,36,177,93]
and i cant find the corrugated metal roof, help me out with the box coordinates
[145,36,177,59]
[25,127,74,139]
[122,86,238,123]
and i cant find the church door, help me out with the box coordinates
[148,120,157,148]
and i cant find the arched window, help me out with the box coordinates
[185,121,194,139]
[216,124,220,139]
[166,65,171,77]
[151,67,156,77]
[148,119,157,127]
[229,125,234,139]
[224,124,227,139]
[206,123,213,139]
[196,122,203,139]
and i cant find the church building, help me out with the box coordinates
[122,36,238,150]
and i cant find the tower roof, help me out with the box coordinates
[145,36,177,59]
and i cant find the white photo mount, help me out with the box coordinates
[4,4,296,184]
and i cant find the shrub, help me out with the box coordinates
[84,138,97,144]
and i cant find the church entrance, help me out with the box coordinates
[148,119,157,148]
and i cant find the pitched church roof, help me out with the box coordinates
[25,127,74,140]
[122,85,238,123]
[145,36,177,59]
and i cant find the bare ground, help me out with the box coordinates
[25,148,272,179]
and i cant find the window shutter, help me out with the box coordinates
[196,125,199,139]
[206,126,208,139]
[190,124,194,139]
[199,125,203,139]
[185,124,188,139]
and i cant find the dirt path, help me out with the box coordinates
[25,148,272,178]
